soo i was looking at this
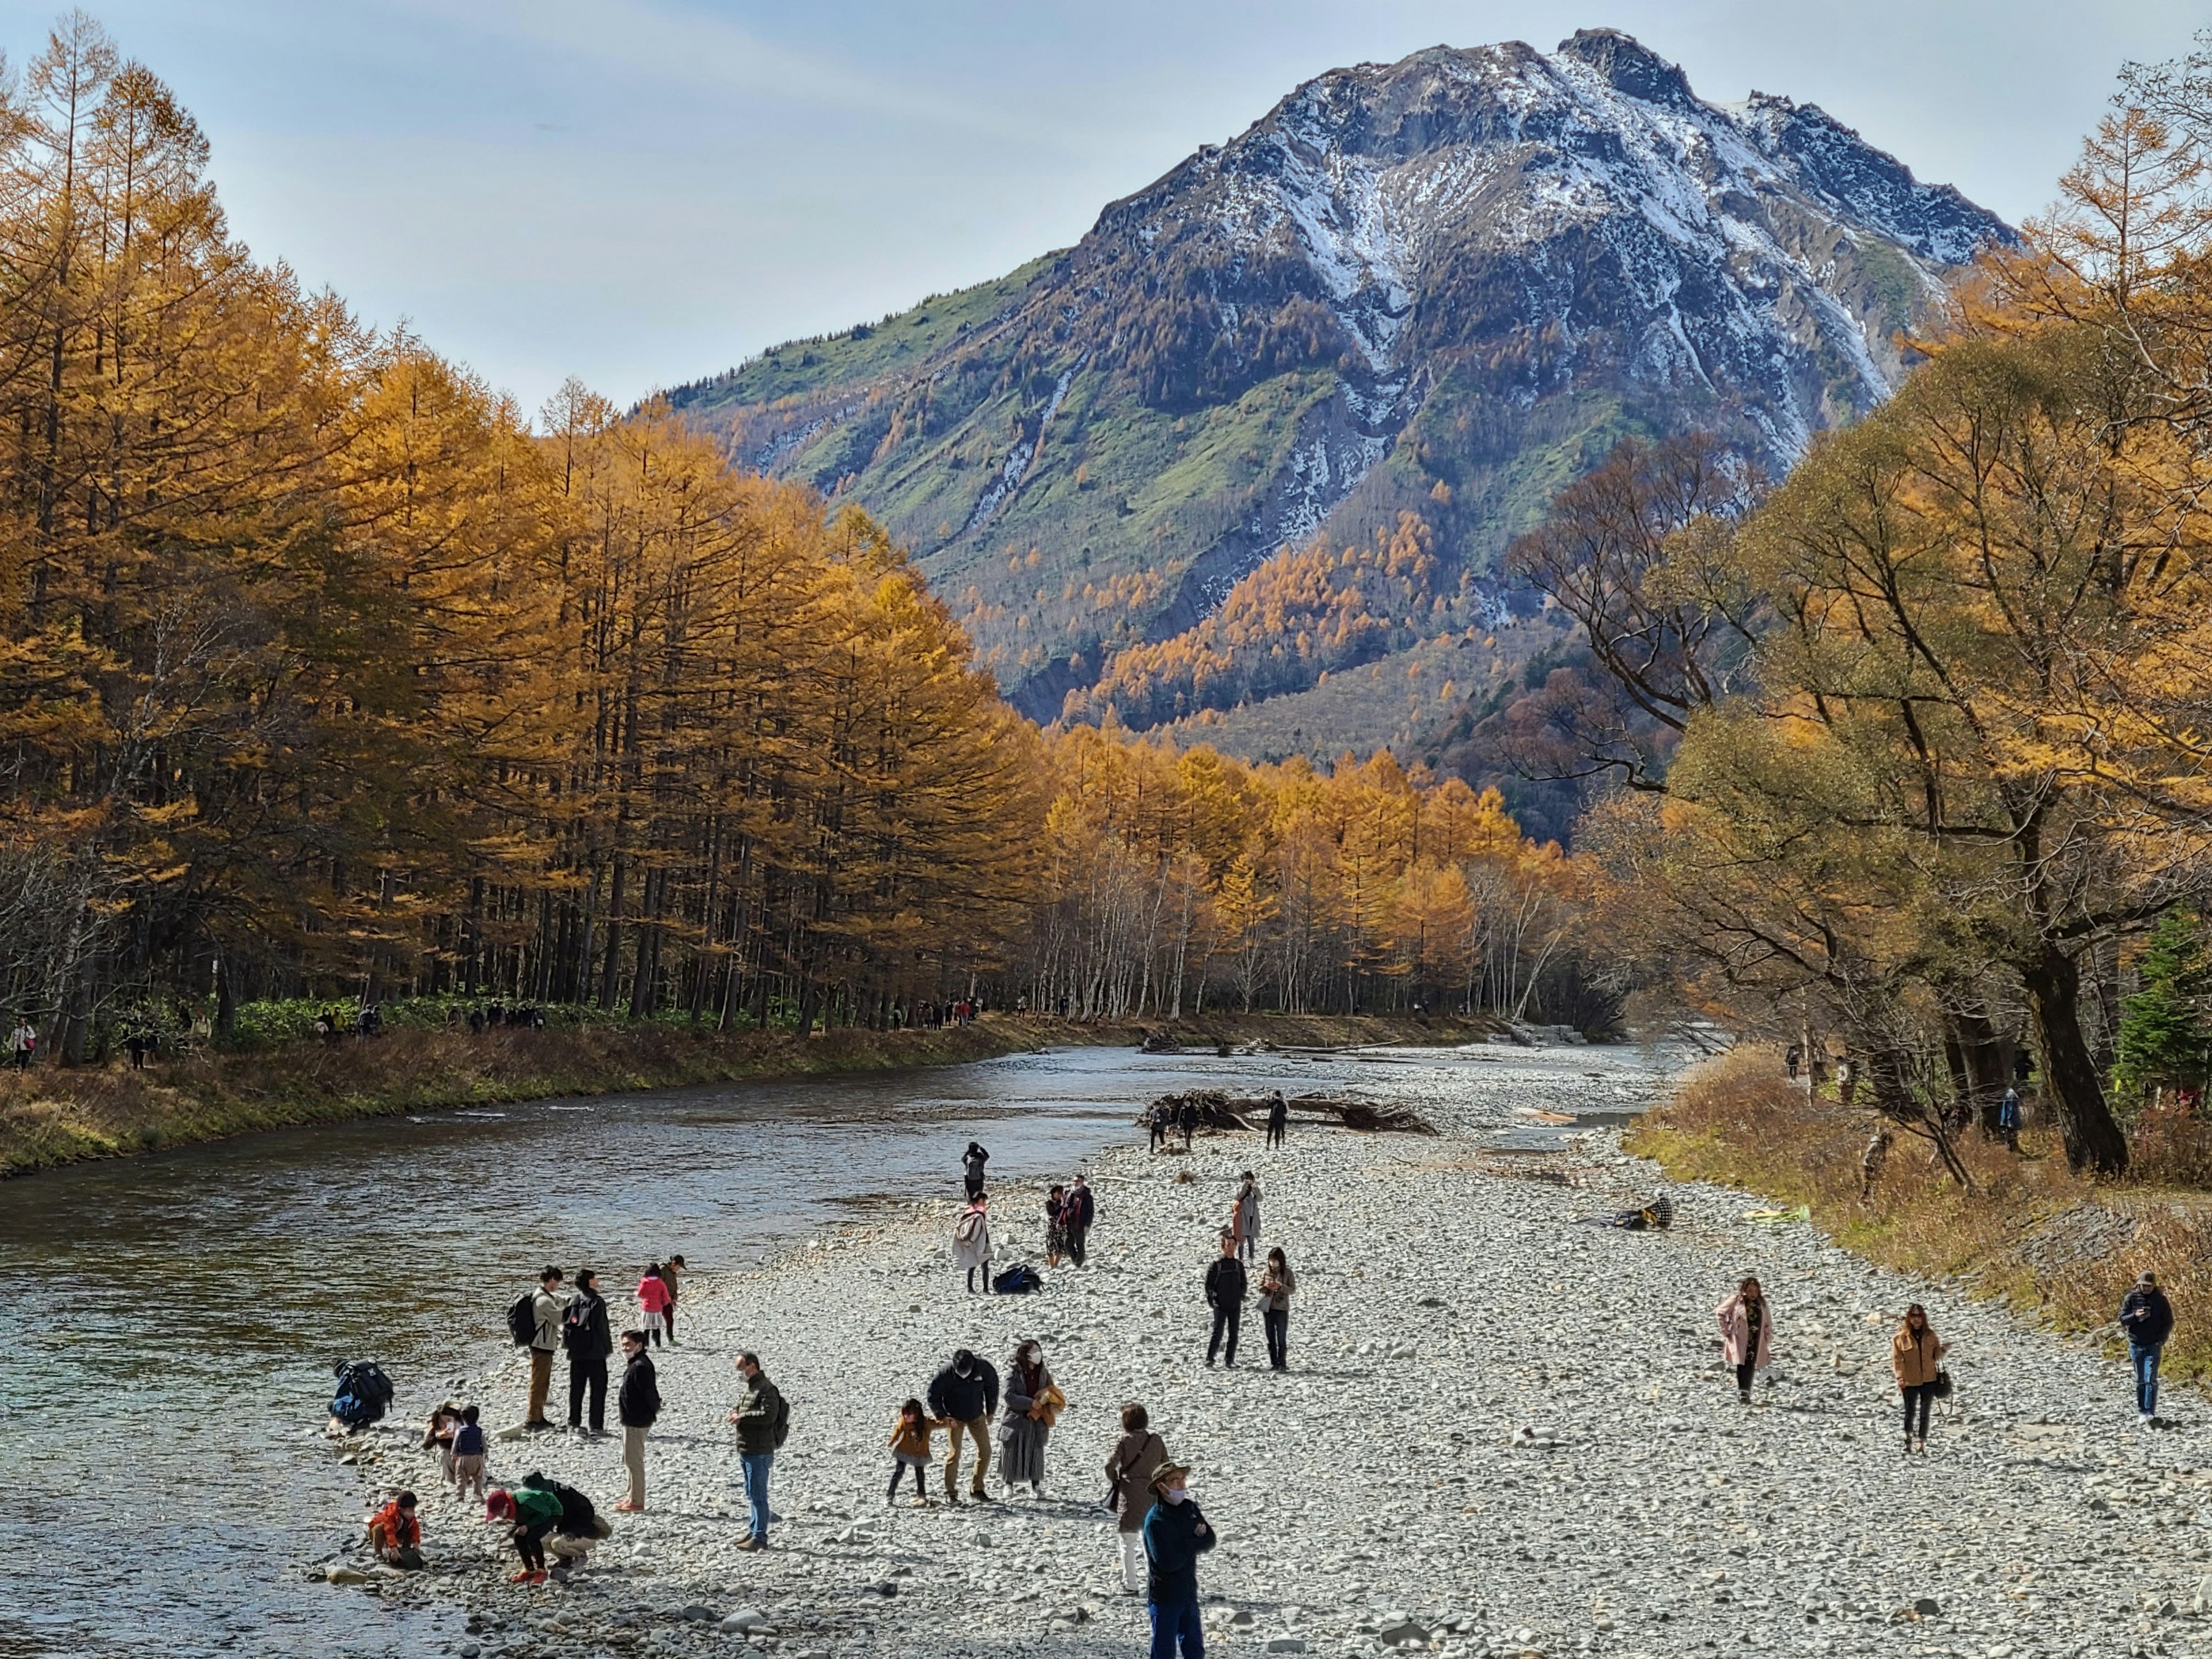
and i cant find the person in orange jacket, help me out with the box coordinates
[366,1491,422,1568]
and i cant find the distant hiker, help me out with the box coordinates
[1259,1247,1296,1372]
[451,1406,488,1502]
[615,1330,660,1512]
[1232,1173,1262,1263]
[963,1141,991,1200]
[887,1397,942,1506]
[661,1255,686,1344]
[1178,1099,1198,1152]
[1998,1086,2022,1152]
[1785,1043,1802,1080]
[726,1351,786,1550]
[487,1485,559,1583]
[1067,1173,1095,1266]
[1266,1090,1287,1149]
[1105,1403,1168,1595]
[1891,1303,1946,1455]
[366,1491,423,1569]
[8,1020,32,1068]
[1147,1104,1165,1154]
[563,1268,612,1436]
[1859,1130,1893,1200]
[525,1267,567,1430]
[2121,1271,2175,1427]
[1142,1461,1215,1659]
[1046,1184,1069,1267]
[1205,1229,1247,1368]
[1717,1277,1773,1405]
[999,1339,1059,1496]
[928,1346,1000,1504]
[126,1031,149,1069]
[635,1264,671,1347]
[954,1193,994,1294]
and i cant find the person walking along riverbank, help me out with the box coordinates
[1259,1247,1295,1371]
[999,1340,1057,1496]
[616,1331,660,1511]
[1892,1304,1946,1455]
[525,1267,567,1430]
[563,1270,612,1436]
[928,1347,999,1503]
[1067,1173,1094,1266]
[1143,1461,1214,1659]
[887,1399,941,1506]
[727,1351,785,1550]
[2122,1271,2175,1426]
[662,1255,686,1344]
[1717,1277,1772,1405]
[1107,1403,1167,1594]
[1265,1090,1286,1149]
[1205,1230,1246,1368]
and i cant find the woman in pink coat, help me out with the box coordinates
[636,1264,672,1347]
[1715,1277,1772,1405]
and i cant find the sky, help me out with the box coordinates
[1,1,2195,420]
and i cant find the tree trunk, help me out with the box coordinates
[1944,1003,2010,1135]
[2021,942,2130,1176]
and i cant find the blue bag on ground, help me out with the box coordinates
[992,1264,1042,1294]
[330,1359,394,1427]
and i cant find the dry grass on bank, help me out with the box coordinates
[1628,1048,2212,1382]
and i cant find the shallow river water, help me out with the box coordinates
[0,1038,1660,1657]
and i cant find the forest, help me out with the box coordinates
[0,19,1596,1065]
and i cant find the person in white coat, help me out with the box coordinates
[1232,1173,1262,1263]
[953,1194,994,1294]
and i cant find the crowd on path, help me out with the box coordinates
[334,1086,2186,1659]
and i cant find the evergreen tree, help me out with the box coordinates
[2113,910,2212,1109]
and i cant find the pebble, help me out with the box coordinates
[336,1044,2207,1657]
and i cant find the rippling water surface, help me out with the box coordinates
[0,1038,1664,1657]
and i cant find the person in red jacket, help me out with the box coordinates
[367,1491,422,1568]
[635,1264,671,1347]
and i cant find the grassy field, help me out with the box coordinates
[1629,1048,2212,1384]
[0,1008,1498,1180]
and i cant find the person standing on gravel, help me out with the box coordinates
[525,1267,567,1430]
[1205,1229,1247,1368]
[2121,1271,2175,1426]
[563,1268,613,1437]
[963,1141,991,1200]
[1716,1277,1772,1405]
[1107,1403,1168,1594]
[1142,1461,1214,1659]
[1178,1099,1198,1152]
[1232,1173,1262,1263]
[661,1255,685,1344]
[1067,1174,1095,1266]
[1265,1091,1287,1149]
[726,1351,786,1550]
[1046,1184,1069,1268]
[927,1347,1000,1503]
[998,1339,1058,1495]
[954,1192,994,1294]
[1891,1304,1945,1455]
[616,1330,660,1512]
[1258,1247,1296,1371]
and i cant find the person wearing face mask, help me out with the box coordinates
[1716,1275,1772,1406]
[1142,1461,1214,1658]
[927,1346,1000,1504]
[998,1340,1057,1497]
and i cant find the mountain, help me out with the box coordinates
[668,29,2011,744]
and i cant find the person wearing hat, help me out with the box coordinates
[1141,1459,1214,1658]
[2120,1270,2176,1426]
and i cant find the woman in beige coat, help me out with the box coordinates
[1104,1402,1168,1594]
[1715,1277,1773,1405]
[1891,1304,1946,1454]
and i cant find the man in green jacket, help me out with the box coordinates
[725,1351,784,1550]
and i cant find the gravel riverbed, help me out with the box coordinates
[321,1044,2208,1659]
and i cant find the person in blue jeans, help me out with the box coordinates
[1142,1460,1215,1659]
[2120,1271,2175,1427]
[726,1351,785,1548]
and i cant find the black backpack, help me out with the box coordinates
[330,1359,393,1427]
[507,1291,537,1347]
[772,1391,791,1449]
[993,1263,1042,1295]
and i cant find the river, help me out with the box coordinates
[0,1037,1662,1657]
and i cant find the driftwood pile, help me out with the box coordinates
[1141,1090,1437,1136]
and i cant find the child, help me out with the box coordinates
[661,1255,685,1344]
[450,1405,487,1501]
[635,1264,671,1347]
[367,1490,423,1569]
[423,1400,463,1483]
[887,1397,942,1505]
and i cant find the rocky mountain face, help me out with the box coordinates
[671,29,2010,741]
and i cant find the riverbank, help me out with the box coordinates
[1627,1047,2212,1384]
[331,1042,2210,1659]
[0,1009,1499,1179]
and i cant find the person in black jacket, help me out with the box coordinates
[2121,1271,2176,1426]
[564,1269,613,1437]
[1067,1174,1094,1266]
[1142,1461,1215,1658]
[926,1347,1000,1503]
[1204,1229,1247,1368]
[1265,1090,1287,1150]
[963,1141,991,1200]
[616,1330,660,1512]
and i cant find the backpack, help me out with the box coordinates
[954,1210,986,1245]
[772,1391,791,1449]
[993,1263,1042,1295]
[507,1291,538,1347]
[329,1359,393,1427]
